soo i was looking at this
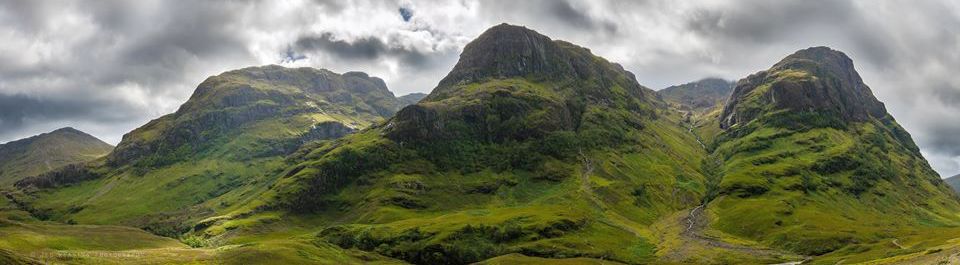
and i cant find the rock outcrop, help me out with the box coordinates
[386,23,655,143]
[720,47,887,129]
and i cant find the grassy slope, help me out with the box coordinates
[206,110,714,264]
[695,61,960,263]
[203,68,799,263]
[193,25,738,263]
[15,66,396,236]
[0,66,412,264]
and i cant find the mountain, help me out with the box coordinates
[0,127,112,186]
[11,65,410,236]
[704,46,960,261]
[946,174,960,193]
[398,92,427,106]
[199,23,719,264]
[658,78,733,111]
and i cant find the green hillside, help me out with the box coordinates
[706,46,960,263]
[10,66,409,236]
[188,24,694,263]
[200,24,792,264]
[0,127,113,186]
[398,93,428,106]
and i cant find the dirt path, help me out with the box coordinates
[891,239,905,250]
[681,204,795,257]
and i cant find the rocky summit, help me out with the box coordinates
[720,47,887,129]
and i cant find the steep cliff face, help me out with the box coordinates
[0,127,112,186]
[720,47,887,129]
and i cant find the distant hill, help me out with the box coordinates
[0,127,112,186]
[398,92,427,106]
[658,78,733,111]
[946,174,960,193]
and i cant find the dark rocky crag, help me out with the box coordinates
[720,47,887,129]
[386,23,656,144]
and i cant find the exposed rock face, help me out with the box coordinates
[386,23,653,143]
[429,23,647,101]
[15,164,99,190]
[658,78,733,111]
[299,121,356,144]
[720,47,887,129]
[0,127,112,186]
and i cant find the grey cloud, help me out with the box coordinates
[293,29,453,69]
[296,33,393,60]
[0,93,141,140]
[685,1,856,43]
[0,0,260,144]
[548,0,617,34]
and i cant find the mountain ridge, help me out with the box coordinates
[657,77,733,111]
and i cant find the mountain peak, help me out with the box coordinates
[428,23,645,102]
[658,78,733,111]
[49,127,88,136]
[720,47,886,129]
[434,23,556,87]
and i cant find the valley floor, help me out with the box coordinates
[6,188,960,265]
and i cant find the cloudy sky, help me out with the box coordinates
[1,0,958,177]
